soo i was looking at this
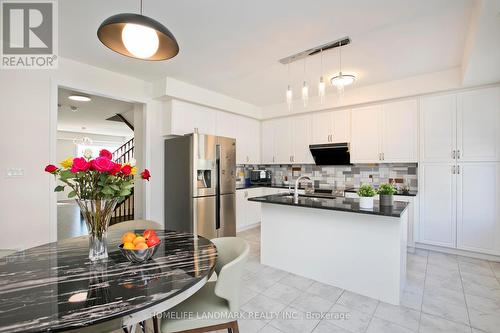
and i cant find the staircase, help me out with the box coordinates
[111,138,135,224]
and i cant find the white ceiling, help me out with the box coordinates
[60,0,475,106]
[58,88,134,137]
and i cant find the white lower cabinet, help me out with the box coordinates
[419,163,456,248]
[419,162,500,255]
[456,163,500,255]
[236,188,263,231]
[344,192,418,247]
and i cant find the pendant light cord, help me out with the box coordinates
[140,0,143,15]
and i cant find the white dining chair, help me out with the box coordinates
[155,237,249,333]
[108,219,163,233]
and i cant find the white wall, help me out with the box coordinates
[0,57,164,250]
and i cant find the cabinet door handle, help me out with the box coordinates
[457,150,460,159]
[379,153,382,161]
[452,165,456,174]
[382,152,384,161]
[457,165,460,174]
[452,150,456,159]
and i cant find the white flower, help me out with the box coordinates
[128,158,137,167]
[83,148,93,159]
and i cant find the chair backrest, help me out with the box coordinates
[211,237,249,312]
[108,219,163,233]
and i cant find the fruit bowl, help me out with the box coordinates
[118,229,162,263]
[119,241,161,263]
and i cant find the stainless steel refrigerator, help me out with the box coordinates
[164,133,236,239]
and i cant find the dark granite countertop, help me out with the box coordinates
[248,194,409,218]
[344,187,417,197]
[236,184,299,190]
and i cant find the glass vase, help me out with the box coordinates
[76,198,119,261]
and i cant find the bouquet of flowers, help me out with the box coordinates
[45,148,151,261]
[45,148,150,201]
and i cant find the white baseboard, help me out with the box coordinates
[415,242,500,262]
[236,222,261,233]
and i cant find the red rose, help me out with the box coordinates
[44,164,58,174]
[91,156,116,173]
[109,162,122,176]
[99,149,113,160]
[121,164,132,175]
[140,169,151,181]
[70,157,91,173]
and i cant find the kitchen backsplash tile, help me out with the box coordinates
[236,163,418,192]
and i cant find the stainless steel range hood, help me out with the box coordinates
[309,143,352,165]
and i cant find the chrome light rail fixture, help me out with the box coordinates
[279,37,354,108]
[97,0,179,61]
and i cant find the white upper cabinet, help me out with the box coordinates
[421,87,500,164]
[171,100,217,136]
[381,100,418,163]
[351,100,418,163]
[457,87,500,162]
[261,115,313,164]
[456,162,500,255]
[420,93,456,163]
[216,111,260,164]
[332,109,351,143]
[291,114,314,164]
[261,120,275,164]
[350,105,382,163]
[273,117,293,164]
[311,109,350,144]
[311,111,332,144]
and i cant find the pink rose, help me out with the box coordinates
[91,156,116,173]
[70,157,91,173]
[99,149,113,160]
[109,162,122,176]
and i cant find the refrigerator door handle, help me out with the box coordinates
[215,144,221,230]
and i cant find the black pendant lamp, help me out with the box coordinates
[97,0,179,61]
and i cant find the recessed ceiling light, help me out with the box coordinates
[68,95,91,102]
[70,106,78,112]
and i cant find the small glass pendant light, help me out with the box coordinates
[302,58,308,107]
[286,61,293,111]
[318,49,325,104]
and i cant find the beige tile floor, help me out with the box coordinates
[229,226,500,333]
[94,225,500,333]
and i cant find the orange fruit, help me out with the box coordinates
[123,242,135,250]
[135,242,148,250]
[133,236,146,245]
[122,232,136,244]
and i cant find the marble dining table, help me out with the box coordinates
[0,230,218,333]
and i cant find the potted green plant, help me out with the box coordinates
[357,184,376,209]
[377,183,397,206]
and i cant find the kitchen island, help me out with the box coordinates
[249,194,408,305]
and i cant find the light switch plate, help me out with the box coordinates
[6,168,24,177]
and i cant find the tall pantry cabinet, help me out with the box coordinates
[419,87,500,255]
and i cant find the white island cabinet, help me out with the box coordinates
[252,195,408,305]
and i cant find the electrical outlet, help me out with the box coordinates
[6,168,24,178]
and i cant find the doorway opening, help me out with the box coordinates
[56,87,144,240]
